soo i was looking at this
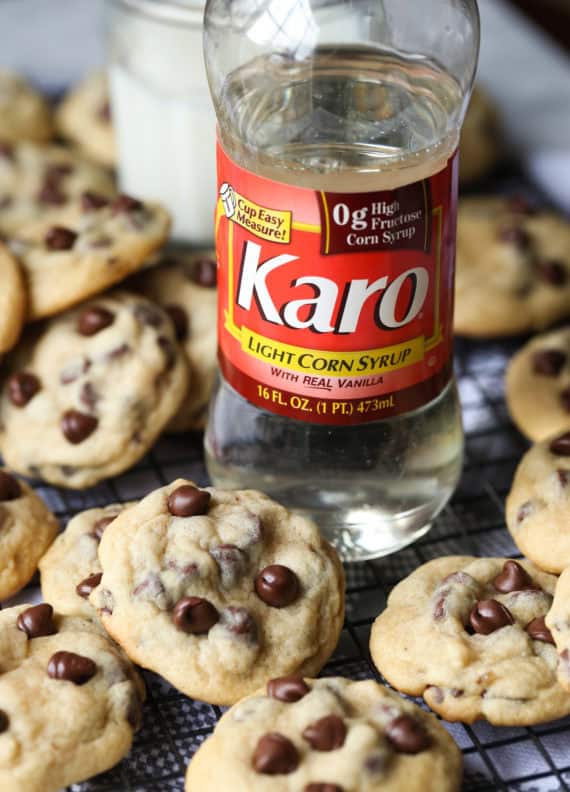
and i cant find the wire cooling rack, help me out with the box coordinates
[2,331,565,792]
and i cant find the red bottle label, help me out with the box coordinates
[215,142,458,426]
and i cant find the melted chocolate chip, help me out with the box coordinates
[7,372,41,407]
[37,181,66,205]
[305,785,343,792]
[77,306,114,336]
[157,336,177,371]
[80,382,100,411]
[469,599,515,635]
[0,711,9,734]
[60,357,91,385]
[17,603,56,638]
[267,675,310,702]
[47,651,96,685]
[92,515,116,540]
[558,469,570,487]
[255,564,299,608]
[172,596,219,634]
[533,349,566,376]
[190,258,217,288]
[303,715,346,751]
[76,572,103,599]
[0,142,14,160]
[537,260,567,286]
[560,387,570,414]
[81,191,110,212]
[517,501,534,523]
[99,101,112,122]
[134,303,164,328]
[0,471,21,501]
[167,485,211,517]
[508,196,536,215]
[210,544,245,588]
[106,343,131,361]
[550,432,570,456]
[497,225,531,250]
[493,560,537,593]
[385,715,431,754]
[252,733,299,775]
[526,616,555,645]
[45,226,77,251]
[112,194,143,214]
[221,606,257,639]
[165,304,189,341]
[45,164,73,181]
[61,410,98,444]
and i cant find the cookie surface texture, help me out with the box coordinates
[0,70,53,143]
[0,243,25,355]
[56,71,115,168]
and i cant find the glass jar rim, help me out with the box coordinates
[109,0,205,25]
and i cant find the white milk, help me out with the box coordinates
[107,0,216,245]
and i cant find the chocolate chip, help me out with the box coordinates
[60,357,91,384]
[81,190,110,211]
[106,343,131,361]
[305,785,343,792]
[526,616,555,645]
[255,564,299,608]
[0,471,21,501]
[508,196,536,215]
[469,599,515,635]
[45,226,77,251]
[220,606,257,639]
[537,260,567,286]
[493,560,537,593]
[497,225,531,250]
[172,596,219,634]
[99,100,112,122]
[532,349,566,376]
[157,336,177,371]
[210,544,246,588]
[0,142,14,160]
[190,258,217,288]
[77,306,115,336]
[385,715,431,754]
[112,194,143,214]
[80,382,100,411]
[89,236,113,249]
[252,733,299,775]
[45,164,73,181]
[76,572,103,599]
[167,485,211,517]
[560,387,570,414]
[303,715,346,751]
[17,603,57,638]
[0,711,9,734]
[550,432,570,456]
[134,303,163,328]
[61,410,98,444]
[267,675,310,702]
[165,304,189,341]
[517,501,534,523]
[92,515,116,540]
[47,651,96,685]
[7,372,41,407]
[37,181,66,205]
[558,469,570,487]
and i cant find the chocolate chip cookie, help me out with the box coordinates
[370,556,569,725]
[506,328,570,441]
[0,70,52,143]
[0,470,59,600]
[134,251,217,431]
[0,292,189,488]
[90,480,345,705]
[0,142,115,242]
[13,193,171,320]
[546,566,570,692]
[40,503,135,617]
[506,430,570,573]
[0,602,144,791]
[185,676,463,792]
[56,71,115,168]
[460,86,501,185]
[0,243,25,355]
[455,197,570,337]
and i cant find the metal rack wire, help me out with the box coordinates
[4,333,555,791]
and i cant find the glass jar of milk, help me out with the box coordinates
[106,0,215,245]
